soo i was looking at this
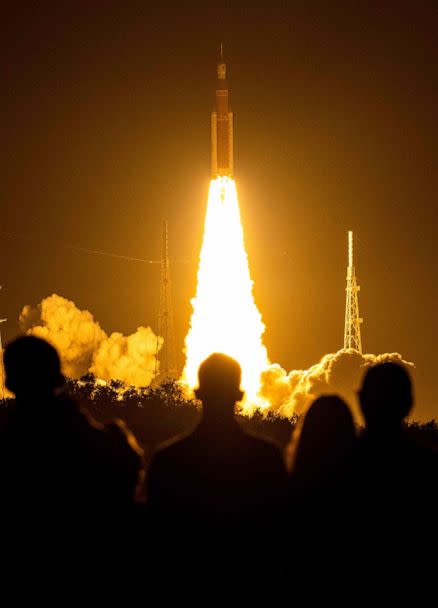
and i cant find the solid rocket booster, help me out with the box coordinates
[211,44,233,177]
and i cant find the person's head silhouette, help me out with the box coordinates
[287,395,355,478]
[359,362,413,432]
[4,335,65,400]
[195,353,244,421]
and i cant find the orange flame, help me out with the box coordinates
[182,177,269,407]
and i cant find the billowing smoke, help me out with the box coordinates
[259,349,414,422]
[17,296,413,418]
[20,295,106,378]
[19,294,162,387]
[91,327,160,387]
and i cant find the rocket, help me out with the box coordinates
[211,44,233,177]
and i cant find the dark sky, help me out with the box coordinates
[2,2,437,420]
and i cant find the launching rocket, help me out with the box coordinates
[211,44,233,177]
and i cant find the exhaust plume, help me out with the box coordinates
[182,177,269,406]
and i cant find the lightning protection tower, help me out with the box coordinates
[344,231,363,353]
[0,317,6,400]
[155,221,177,380]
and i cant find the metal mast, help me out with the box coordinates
[156,221,177,380]
[0,320,6,399]
[344,231,363,352]
[0,286,6,399]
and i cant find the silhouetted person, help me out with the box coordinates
[0,336,143,520]
[147,354,285,594]
[283,395,356,566]
[355,362,436,534]
[360,362,414,433]
[286,395,356,502]
[148,353,284,524]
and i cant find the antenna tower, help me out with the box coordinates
[344,231,363,353]
[155,221,177,380]
[0,286,6,399]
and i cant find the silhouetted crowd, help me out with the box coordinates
[0,336,436,601]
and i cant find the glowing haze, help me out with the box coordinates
[182,177,269,404]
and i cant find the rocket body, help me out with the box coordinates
[211,48,233,177]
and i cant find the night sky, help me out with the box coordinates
[2,2,437,420]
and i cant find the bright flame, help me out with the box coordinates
[182,177,269,406]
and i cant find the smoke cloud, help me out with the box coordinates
[20,294,162,387]
[16,296,413,419]
[91,327,160,387]
[259,349,414,422]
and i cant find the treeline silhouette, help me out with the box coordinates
[1,376,297,455]
[2,375,436,454]
[0,335,436,601]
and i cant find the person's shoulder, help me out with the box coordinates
[105,418,143,458]
[58,397,116,447]
[243,432,284,465]
[153,432,196,463]
[62,398,105,436]
[149,432,202,481]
